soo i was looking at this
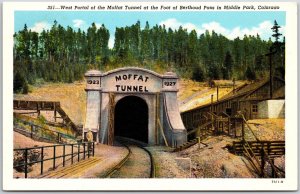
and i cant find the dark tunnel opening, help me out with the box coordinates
[114,96,148,143]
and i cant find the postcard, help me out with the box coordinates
[2,1,298,191]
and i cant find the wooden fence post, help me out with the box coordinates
[40,147,44,175]
[24,149,28,178]
[228,119,231,136]
[71,145,74,164]
[78,144,80,162]
[271,159,275,178]
[88,143,90,158]
[93,142,95,156]
[242,122,245,141]
[63,145,66,167]
[197,137,201,149]
[217,86,219,101]
[54,103,57,122]
[260,145,265,177]
[53,146,56,170]
[210,95,215,133]
[234,119,237,138]
[83,143,86,160]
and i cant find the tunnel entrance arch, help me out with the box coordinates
[84,67,187,147]
[114,96,148,143]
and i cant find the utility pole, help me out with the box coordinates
[265,48,277,99]
[217,86,219,101]
[269,47,273,99]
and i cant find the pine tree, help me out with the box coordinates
[192,65,205,82]
[22,81,29,94]
[14,71,28,94]
[271,20,282,44]
[245,66,256,81]
[87,23,97,64]
[271,21,285,79]
[207,62,220,80]
[223,51,233,79]
[141,21,151,62]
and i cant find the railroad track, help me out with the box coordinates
[103,137,155,178]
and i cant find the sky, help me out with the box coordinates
[15,11,286,48]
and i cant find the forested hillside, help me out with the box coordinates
[13,20,284,93]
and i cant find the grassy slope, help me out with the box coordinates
[246,119,285,141]
[178,79,245,112]
[14,82,86,125]
[14,114,76,137]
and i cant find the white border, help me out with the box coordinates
[2,1,298,191]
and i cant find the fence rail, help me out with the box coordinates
[233,140,285,158]
[231,112,285,178]
[13,142,95,178]
[14,118,76,144]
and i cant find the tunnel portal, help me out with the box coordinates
[114,96,148,143]
[84,67,187,147]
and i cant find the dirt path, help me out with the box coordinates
[179,88,210,107]
[40,157,102,178]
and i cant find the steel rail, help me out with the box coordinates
[103,137,155,178]
[102,141,131,178]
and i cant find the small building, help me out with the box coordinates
[257,100,285,119]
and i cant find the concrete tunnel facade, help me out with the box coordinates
[83,67,187,147]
